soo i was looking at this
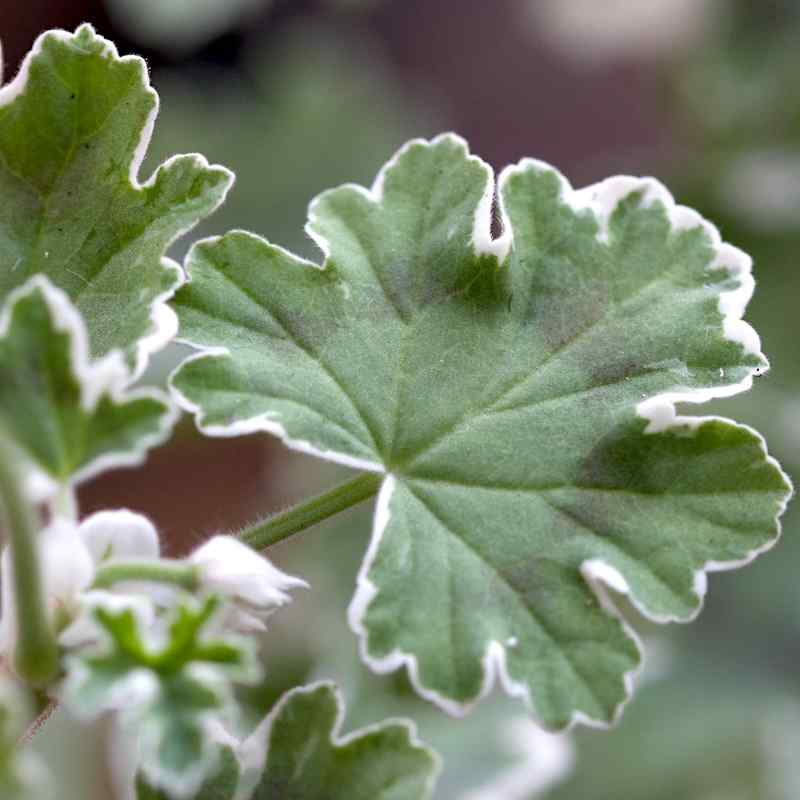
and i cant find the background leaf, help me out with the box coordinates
[135,745,240,800]
[247,681,438,800]
[0,278,175,492]
[0,23,232,376]
[65,595,257,798]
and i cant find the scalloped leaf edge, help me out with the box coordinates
[0,23,234,380]
[238,680,440,800]
[0,276,178,499]
[171,133,793,729]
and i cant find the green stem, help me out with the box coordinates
[0,441,59,687]
[239,472,383,551]
[51,485,77,523]
[92,559,199,591]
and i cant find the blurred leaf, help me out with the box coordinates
[247,682,438,800]
[0,24,231,375]
[0,279,175,492]
[135,745,240,800]
[64,595,257,798]
[546,668,800,800]
[105,0,269,55]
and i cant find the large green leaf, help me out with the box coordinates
[171,135,791,728]
[0,24,232,375]
[247,682,438,800]
[0,277,175,494]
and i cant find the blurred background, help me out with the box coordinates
[3,1,800,797]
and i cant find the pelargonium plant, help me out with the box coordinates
[0,23,791,800]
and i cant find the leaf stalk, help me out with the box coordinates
[92,559,199,591]
[239,471,383,551]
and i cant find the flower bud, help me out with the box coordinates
[188,536,307,631]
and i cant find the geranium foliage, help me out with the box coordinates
[64,594,258,796]
[0,24,231,374]
[0,20,793,800]
[247,682,439,800]
[172,134,790,728]
[0,279,175,494]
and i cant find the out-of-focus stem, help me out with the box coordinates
[0,440,59,687]
[92,559,199,591]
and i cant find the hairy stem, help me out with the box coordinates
[92,559,199,591]
[18,698,58,746]
[239,472,383,551]
[0,441,59,687]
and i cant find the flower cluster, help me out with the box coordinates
[0,509,307,796]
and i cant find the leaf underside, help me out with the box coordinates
[172,135,790,728]
[252,683,437,800]
[0,280,172,486]
[0,24,231,372]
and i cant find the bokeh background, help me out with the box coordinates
[3,1,800,798]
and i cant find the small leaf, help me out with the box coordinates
[247,682,438,800]
[64,594,258,798]
[171,135,791,728]
[0,277,176,494]
[135,745,240,800]
[0,24,232,375]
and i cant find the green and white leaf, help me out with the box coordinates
[0,24,232,376]
[135,745,240,800]
[0,678,49,799]
[0,277,176,498]
[171,134,791,728]
[241,681,438,800]
[63,593,259,798]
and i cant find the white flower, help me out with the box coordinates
[189,536,307,632]
[0,510,160,657]
[78,509,159,564]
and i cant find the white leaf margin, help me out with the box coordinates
[0,275,179,499]
[234,680,441,800]
[63,591,261,800]
[170,133,793,729]
[0,23,234,381]
[170,231,383,471]
[342,136,790,729]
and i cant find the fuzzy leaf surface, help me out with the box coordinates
[249,682,438,800]
[171,135,790,727]
[0,24,231,374]
[0,278,175,491]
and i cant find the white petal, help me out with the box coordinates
[189,535,307,614]
[0,520,93,656]
[78,509,160,565]
[42,519,95,602]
